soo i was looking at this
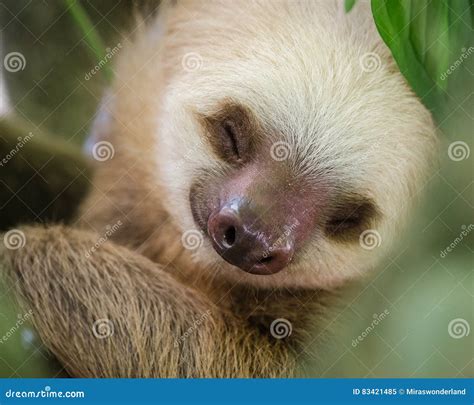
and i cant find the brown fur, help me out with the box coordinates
[198,101,262,165]
[0,0,437,377]
[2,225,304,377]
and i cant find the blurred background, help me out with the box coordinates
[0,0,472,377]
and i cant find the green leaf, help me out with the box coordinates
[371,0,473,112]
[423,1,450,90]
[345,0,358,13]
[63,0,112,81]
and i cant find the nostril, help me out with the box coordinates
[208,208,243,251]
[258,256,273,264]
[223,226,236,247]
[207,204,295,275]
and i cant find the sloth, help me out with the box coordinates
[1,0,437,377]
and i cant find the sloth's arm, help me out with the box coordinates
[1,226,292,377]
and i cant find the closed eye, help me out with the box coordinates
[325,194,379,241]
[198,101,258,165]
[221,120,241,161]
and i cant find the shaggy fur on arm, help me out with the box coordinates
[1,226,294,377]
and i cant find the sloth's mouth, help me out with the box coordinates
[206,206,296,275]
[189,182,297,275]
[190,192,290,275]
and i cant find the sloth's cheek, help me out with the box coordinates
[189,180,215,236]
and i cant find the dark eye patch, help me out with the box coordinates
[324,193,379,242]
[198,102,259,164]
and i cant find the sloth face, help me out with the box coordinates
[152,0,437,288]
[188,102,379,276]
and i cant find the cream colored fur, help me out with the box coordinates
[84,0,437,289]
[1,0,437,378]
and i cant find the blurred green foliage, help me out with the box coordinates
[0,0,472,378]
[63,0,113,81]
[0,117,91,230]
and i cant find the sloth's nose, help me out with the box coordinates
[207,202,294,275]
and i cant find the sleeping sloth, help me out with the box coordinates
[2,0,437,377]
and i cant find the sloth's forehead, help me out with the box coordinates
[196,97,386,163]
[186,60,399,148]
